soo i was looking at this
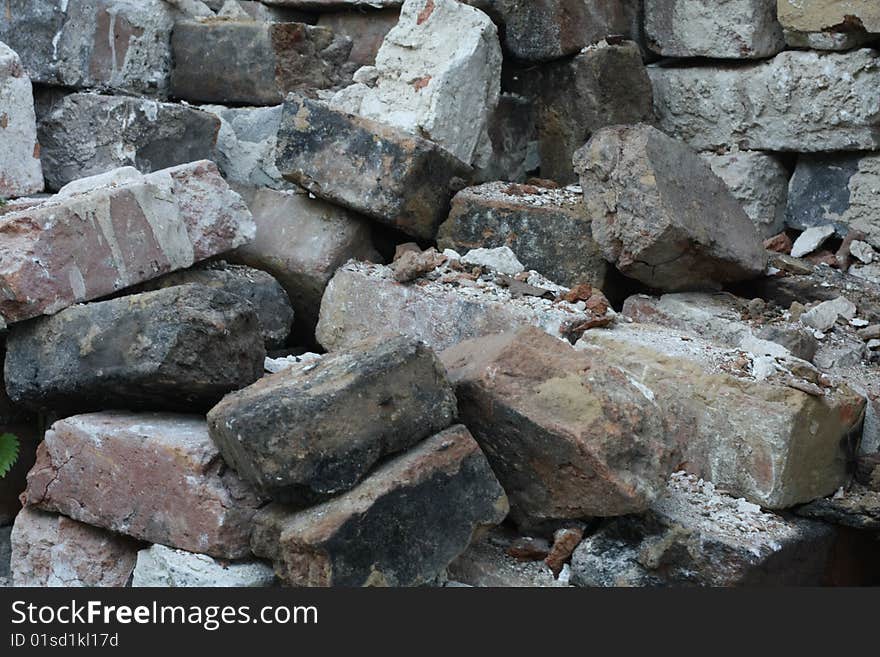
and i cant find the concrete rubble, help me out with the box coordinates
[331,0,502,168]
[0,42,44,198]
[3,0,880,590]
[316,251,610,352]
[131,544,276,587]
[0,161,254,325]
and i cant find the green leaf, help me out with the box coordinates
[0,433,20,478]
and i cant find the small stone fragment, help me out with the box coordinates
[460,247,524,277]
[791,225,837,258]
[801,297,857,332]
[545,527,585,577]
[850,240,876,265]
[506,537,551,561]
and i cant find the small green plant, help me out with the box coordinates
[0,433,20,478]
[0,197,7,207]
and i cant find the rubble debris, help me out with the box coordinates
[571,472,836,587]
[0,42,43,197]
[315,257,609,353]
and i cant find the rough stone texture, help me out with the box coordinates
[199,105,290,191]
[645,0,784,59]
[447,531,563,587]
[576,323,865,509]
[0,161,255,325]
[132,544,275,587]
[622,292,816,362]
[512,41,653,184]
[36,92,219,191]
[786,153,880,250]
[22,412,264,559]
[250,425,509,587]
[5,285,265,413]
[791,225,836,258]
[778,0,880,34]
[460,246,524,276]
[276,94,471,240]
[331,0,501,168]
[317,9,399,66]
[315,259,601,353]
[465,0,641,62]
[171,18,353,104]
[783,29,873,51]
[574,124,767,291]
[11,507,138,587]
[702,150,789,238]
[797,485,880,530]
[441,328,676,526]
[649,50,880,152]
[0,42,43,198]
[136,263,294,349]
[0,0,177,97]
[757,255,880,326]
[571,472,836,587]
[475,93,538,183]
[229,186,378,337]
[209,336,457,502]
[438,182,611,290]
